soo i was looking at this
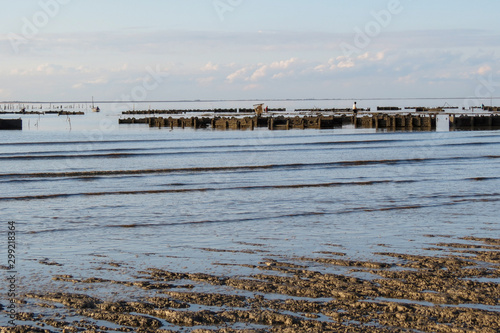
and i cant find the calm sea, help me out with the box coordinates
[1,99,499,323]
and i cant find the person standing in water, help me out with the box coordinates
[352,101,358,114]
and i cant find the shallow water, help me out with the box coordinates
[1,106,500,328]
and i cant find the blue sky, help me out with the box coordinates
[1,0,500,101]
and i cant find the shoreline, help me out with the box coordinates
[2,236,499,332]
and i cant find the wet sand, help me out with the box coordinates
[2,236,499,332]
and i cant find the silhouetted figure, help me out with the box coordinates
[353,102,358,114]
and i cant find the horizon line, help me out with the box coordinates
[0,97,497,104]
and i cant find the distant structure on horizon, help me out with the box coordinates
[91,97,100,112]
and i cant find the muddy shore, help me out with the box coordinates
[2,236,499,332]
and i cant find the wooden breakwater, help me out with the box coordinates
[121,108,286,115]
[118,113,500,131]
[0,110,84,115]
[118,114,431,130]
[0,118,22,130]
[450,114,500,130]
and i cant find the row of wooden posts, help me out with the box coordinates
[119,113,500,130]
[3,113,500,131]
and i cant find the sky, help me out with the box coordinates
[1,0,500,102]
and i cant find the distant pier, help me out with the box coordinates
[119,112,500,131]
[0,118,22,130]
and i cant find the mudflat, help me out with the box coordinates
[3,236,500,332]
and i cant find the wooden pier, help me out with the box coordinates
[449,114,500,130]
[0,118,22,130]
[119,112,500,131]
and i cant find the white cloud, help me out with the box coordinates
[357,53,370,60]
[320,56,356,71]
[201,62,218,71]
[331,56,355,69]
[226,67,248,83]
[249,65,268,81]
[477,65,492,75]
[229,58,302,82]
[270,57,297,69]
[2,29,500,101]
[314,64,327,72]
[357,52,385,61]
[337,59,355,69]
[374,52,385,61]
